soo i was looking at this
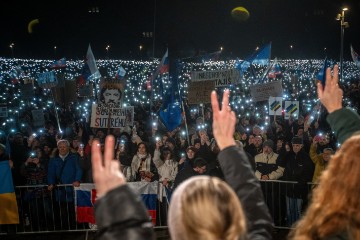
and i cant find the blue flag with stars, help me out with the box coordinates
[159,59,182,131]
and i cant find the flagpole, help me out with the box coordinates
[50,88,62,134]
[152,0,157,58]
[149,0,157,122]
[180,100,190,146]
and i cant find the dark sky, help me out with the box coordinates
[1,0,359,60]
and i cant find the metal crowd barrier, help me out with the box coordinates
[0,180,317,235]
[0,182,168,235]
[259,180,317,229]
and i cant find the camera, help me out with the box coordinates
[79,143,84,149]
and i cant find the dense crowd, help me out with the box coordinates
[0,57,360,236]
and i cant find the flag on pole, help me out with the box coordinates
[235,43,271,77]
[159,60,182,132]
[0,161,19,224]
[268,59,282,78]
[350,45,360,68]
[148,49,169,83]
[159,49,169,74]
[115,66,127,80]
[80,44,101,82]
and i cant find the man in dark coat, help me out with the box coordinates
[172,157,207,190]
[284,136,314,226]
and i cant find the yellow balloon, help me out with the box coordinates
[231,7,250,21]
[28,19,39,34]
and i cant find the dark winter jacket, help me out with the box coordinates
[218,146,273,240]
[95,185,154,240]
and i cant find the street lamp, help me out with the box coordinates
[336,7,349,82]
[9,43,15,58]
[105,45,110,59]
[139,45,143,59]
[54,46,57,58]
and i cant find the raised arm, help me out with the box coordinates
[317,65,360,144]
[92,136,154,239]
[211,90,273,240]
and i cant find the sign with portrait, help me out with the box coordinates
[90,104,134,128]
[98,79,124,108]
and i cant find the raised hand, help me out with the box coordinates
[210,89,236,150]
[92,135,126,198]
[317,65,343,113]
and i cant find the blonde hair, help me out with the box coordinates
[290,134,360,239]
[169,176,246,240]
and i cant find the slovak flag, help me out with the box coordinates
[75,182,159,225]
[268,59,282,78]
[75,184,96,224]
[80,44,101,82]
[159,49,169,74]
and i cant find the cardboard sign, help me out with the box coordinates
[90,105,134,128]
[269,97,283,116]
[98,79,125,106]
[190,69,240,87]
[250,80,283,102]
[37,72,57,88]
[187,81,215,104]
[284,101,300,119]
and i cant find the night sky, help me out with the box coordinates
[1,0,359,60]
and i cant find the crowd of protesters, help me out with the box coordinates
[0,57,360,235]
[90,65,360,240]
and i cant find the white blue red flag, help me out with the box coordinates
[80,44,101,82]
[75,184,96,224]
[159,49,169,74]
[75,182,158,225]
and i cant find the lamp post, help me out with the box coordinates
[54,46,57,58]
[139,45,143,59]
[336,7,349,82]
[9,43,15,58]
[105,45,110,59]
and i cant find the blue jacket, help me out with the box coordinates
[48,152,82,201]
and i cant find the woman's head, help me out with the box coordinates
[137,142,148,155]
[291,135,360,239]
[169,176,246,240]
[161,147,173,160]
